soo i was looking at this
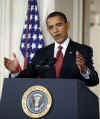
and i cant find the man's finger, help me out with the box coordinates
[13,52,17,59]
[4,57,9,64]
[76,51,80,56]
[4,57,9,61]
[12,53,19,64]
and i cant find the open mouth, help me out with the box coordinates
[54,34,61,39]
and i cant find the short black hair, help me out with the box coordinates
[46,11,67,24]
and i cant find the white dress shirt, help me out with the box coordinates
[54,37,70,58]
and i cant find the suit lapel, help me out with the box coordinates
[63,39,75,60]
[60,40,77,76]
[48,44,55,58]
[47,44,56,77]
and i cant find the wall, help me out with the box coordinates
[83,0,100,114]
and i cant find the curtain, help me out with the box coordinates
[0,0,11,99]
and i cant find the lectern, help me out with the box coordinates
[0,78,99,119]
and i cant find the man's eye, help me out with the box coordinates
[56,23,63,26]
[48,26,53,30]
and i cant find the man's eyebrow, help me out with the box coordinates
[47,22,64,28]
[48,22,63,26]
[48,25,53,29]
[56,22,63,25]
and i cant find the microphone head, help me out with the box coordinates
[34,57,56,73]
[49,57,56,65]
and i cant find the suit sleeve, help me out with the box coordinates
[16,50,41,78]
[83,47,99,86]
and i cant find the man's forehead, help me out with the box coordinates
[47,16,65,25]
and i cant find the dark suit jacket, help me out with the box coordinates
[17,40,99,86]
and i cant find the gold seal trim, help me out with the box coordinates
[22,85,52,118]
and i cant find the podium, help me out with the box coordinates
[0,78,99,119]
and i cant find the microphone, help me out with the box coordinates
[34,57,56,73]
[48,57,56,66]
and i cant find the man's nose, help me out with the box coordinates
[53,26,58,33]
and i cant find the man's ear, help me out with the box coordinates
[47,28,49,33]
[47,26,50,33]
[66,22,70,29]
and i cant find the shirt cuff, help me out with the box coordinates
[81,68,90,79]
[10,72,20,78]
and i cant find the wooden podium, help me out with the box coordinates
[0,78,99,119]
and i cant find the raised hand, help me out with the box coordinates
[4,53,19,73]
[76,51,87,74]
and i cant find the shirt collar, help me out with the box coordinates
[55,37,70,50]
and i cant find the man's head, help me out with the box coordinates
[46,11,70,44]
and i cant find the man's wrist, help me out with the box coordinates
[81,68,90,79]
[10,72,20,78]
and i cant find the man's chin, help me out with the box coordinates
[55,39,65,44]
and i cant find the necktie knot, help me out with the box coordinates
[56,45,63,58]
[58,45,62,51]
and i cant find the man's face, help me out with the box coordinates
[47,16,70,44]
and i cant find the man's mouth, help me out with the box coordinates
[54,34,61,38]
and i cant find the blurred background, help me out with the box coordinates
[0,0,100,116]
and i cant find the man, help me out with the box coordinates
[4,11,99,86]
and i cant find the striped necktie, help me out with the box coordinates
[55,45,64,78]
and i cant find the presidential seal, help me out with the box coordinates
[22,85,52,118]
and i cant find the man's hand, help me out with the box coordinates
[76,51,87,74]
[4,53,19,73]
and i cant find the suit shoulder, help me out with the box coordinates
[71,40,93,52]
[36,43,54,54]
[44,43,54,49]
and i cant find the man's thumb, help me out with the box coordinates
[12,53,18,62]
